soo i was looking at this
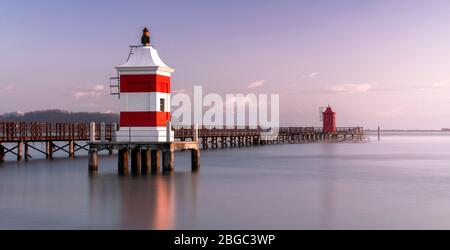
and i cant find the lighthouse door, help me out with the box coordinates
[160,98,165,112]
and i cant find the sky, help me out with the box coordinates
[1,0,450,129]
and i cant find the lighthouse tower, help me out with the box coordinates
[322,105,337,133]
[115,28,175,142]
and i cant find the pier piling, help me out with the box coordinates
[88,148,98,171]
[151,149,161,174]
[162,148,174,174]
[191,149,200,172]
[118,148,129,175]
[24,143,29,161]
[17,141,23,161]
[131,147,141,175]
[378,126,381,141]
[0,143,4,162]
[141,149,151,175]
[69,140,75,158]
[46,141,53,159]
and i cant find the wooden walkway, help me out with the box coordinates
[0,122,364,162]
[175,126,364,149]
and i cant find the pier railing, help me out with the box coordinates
[0,122,363,143]
[0,122,114,142]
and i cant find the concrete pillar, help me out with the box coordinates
[162,149,174,174]
[88,148,99,172]
[89,122,96,142]
[0,143,4,162]
[151,149,161,174]
[191,149,200,172]
[69,140,75,158]
[131,147,141,175]
[17,141,23,161]
[118,148,129,175]
[141,149,151,175]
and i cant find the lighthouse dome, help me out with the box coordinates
[116,46,174,75]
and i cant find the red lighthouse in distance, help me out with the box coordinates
[322,105,336,133]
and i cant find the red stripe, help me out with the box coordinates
[120,111,170,127]
[120,74,170,93]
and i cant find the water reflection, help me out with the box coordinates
[5,134,450,229]
[318,144,337,229]
[88,172,198,229]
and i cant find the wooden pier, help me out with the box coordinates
[0,122,114,161]
[0,121,364,173]
[175,126,364,149]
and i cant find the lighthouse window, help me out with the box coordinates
[160,98,165,112]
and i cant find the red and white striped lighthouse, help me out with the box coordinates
[115,28,174,142]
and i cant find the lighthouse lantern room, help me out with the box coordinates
[114,28,174,142]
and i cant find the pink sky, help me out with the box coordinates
[1,0,449,129]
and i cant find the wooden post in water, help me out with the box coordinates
[191,149,200,172]
[141,149,151,175]
[69,140,75,158]
[162,150,170,173]
[24,142,29,161]
[131,147,141,175]
[88,148,99,172]
[0,143,4,162]
[151,149,161,174]
[17,141,23,161]
[162,146,174,174]
[378,126,380,141]
[118,148,129,175]
[46,141,53,159]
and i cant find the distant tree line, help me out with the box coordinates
[0,110,119,124]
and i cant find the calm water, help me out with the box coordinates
[2,132,450,229]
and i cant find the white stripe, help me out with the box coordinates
[118,127,168,131]
[116,128,174,142]
[118,68,172,77]
[120,92,171,112]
